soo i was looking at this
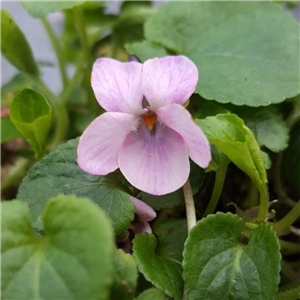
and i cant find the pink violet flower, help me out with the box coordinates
[77,55,211,195]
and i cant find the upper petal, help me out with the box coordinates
[118,121,190,195]
[142,56,198,110]
[157,103,211,168]
[91,58,143,114]
[77,112,138,175]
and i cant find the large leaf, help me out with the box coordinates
[1,118,22,144]
[111,249,138,300]
[183,213,281,300]
[10,88,52,159]
[133,219,187,300]
[145,2,300,106]
[197,114,267,188]
[1,195,114,300]
[17,139,135,234]
[1,10,39,76]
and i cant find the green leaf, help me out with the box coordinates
[229,106,289,152]
[17,139,135,234]
[1,10,39,76]
[10,88,52,159]
[125,41,168,62]
[145,2,300,106]
[111,250,138,300]
[206,144,230,173]
[1,118,22,143]
[21,1,85,18]
[183,213,281,300]
[141,189,184,210]
[197,114,267,188]
[136,288,167,300]
[189,160,206,195]
[133,219,187,300]
[1,195,114,300]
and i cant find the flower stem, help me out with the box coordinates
[203,161,228,217]
[272,199,300,233]
[183,179,196,232]
[73,7,98,113]
[41,17,68,88]
[256,184,269,223]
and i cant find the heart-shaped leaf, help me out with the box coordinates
[183,213,281,300]
[135,288,167,300]
[1,118,22,143]
[1,195,114,300]
[133,219,187,300]
[17,139,135,234]
[145,2,299,106]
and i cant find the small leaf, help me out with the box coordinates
[17,139,135,234]
[21,1,85,18]
[1,10,39,76]
[133,219,187,300]
[229,106,289,152]
[10,88,52,159]
[141,189,184,210]
[1,195,114,300]
[1,118,22,143]
[136,288,167,300]
[125,41,168,62]
[197,114,267,188]
[183,213,281,300]
[111,249,138,300]
[145,2,300,106]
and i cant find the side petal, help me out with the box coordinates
[157,103,211,168]
[118,121,190,195]
[77,112,138,175]
[142,56,198,110]
[91,58,143,114]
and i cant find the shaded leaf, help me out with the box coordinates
[17,139,135,234]
[1,10,39,76]
[1,118,22,144]
[136,288,167,300]
[133,219,187,300]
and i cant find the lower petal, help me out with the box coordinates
[157,103,211,168]
[77,112,138,175]
[118,121,190,195]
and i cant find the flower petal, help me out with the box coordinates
[118,121,190,195]
[77,112,138,175]
[91,58,143,114]
[157,103,211,168]
[142,56,198,110]
[130,196,156,234]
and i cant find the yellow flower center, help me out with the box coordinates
[142,111,157,131]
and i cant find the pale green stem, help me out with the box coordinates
[203,161,228,217]
[256,184,269,223]
[183,179,196,232]
[60,56,84,104]
[272,200,300,233]
[73,7,98,113]
[41,17,68,88]
[280,240,300,255]
[33,77,69,149]
[1,158,31,194]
